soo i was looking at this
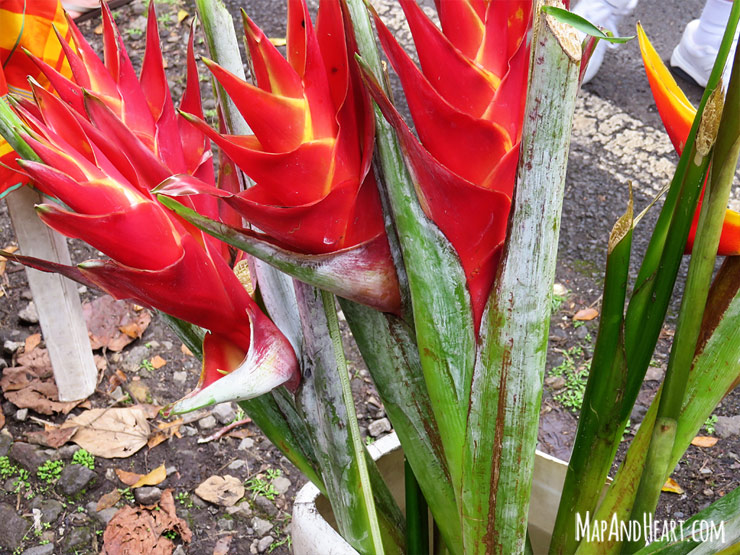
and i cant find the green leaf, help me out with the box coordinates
[541,6,634,43]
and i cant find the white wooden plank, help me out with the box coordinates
[5,186,97,401]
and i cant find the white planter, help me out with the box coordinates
[291,433,570,554]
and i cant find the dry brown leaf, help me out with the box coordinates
[661,477,685,494]
[84,295,152,352]
[26,426,78,448]
[691,436,719,448]
[0,411,5,431]
[150,355,167,369]
[0,245,18,276]
[97,489,122,511]
[63,407,151,458]
[573,307,599,321]
[226,428,252,440]
[102,489,191,555]
[128,380,151,403]
[24,333,41,353]
[94,23,103,34]
[0,350,82,415]
[194,475,245,507]
[213,535,233,555]
[147,418,182,449]
[115,464,166,489]
[115,468,144,487]
[180,344,193,357]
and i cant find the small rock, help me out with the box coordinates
[61,526,92,552]
[703,488,714,496]
[173,371,188,385]
[553,283,567,296]
[198,415,217,430]
[57,464,96,496]
[77,285,88,295]
[272,476,291,496]
[0,433,13,457]
[162,341,173,350]
[213,403,237,425]
[173,546,187,555]
[715,415,740,439]
[238,438,255,451]
[545,376,566,390]
[18,302,39,324]
[217,517,235,531]
[0,503,30,550]
[674,511,685,519]
[180,425,198,437]
[20,289,33,300]
[130,0,146,16]
[110,386,125,401]
[21,544,55,555]
[368,418,391,437]
[250,539,260,554]
[14,408,28,422]
[630,403,648,423]
[57,444,80,460]
[257,536,274,553]
[700,467,712,475]
[254,495,278,517]
[227,460,247,471]
[549,327,568,343]
[226,501,253,520]
[31,498,63,523]
[251,516,273,537]
[134,486,162,505]
[3,340,23,355]
[105,468,117,482]
[122,345,150,373]
[574,325,589,340]
[10,442,46,472]
[86,502,118,525]
[645,366,664,381]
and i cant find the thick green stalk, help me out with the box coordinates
[463,7,581,553]
[549,190,633,554]
[339,298,462,552]
[628,45,740,540]
[579,272,740,554]
[405,458,430,555]
[346,0,473,510]
[294,281,402,554]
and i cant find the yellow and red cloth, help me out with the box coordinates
[0,0,75,193]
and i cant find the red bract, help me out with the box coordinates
[4,4,298,412]
[162,0,401,314]
[362,0,532,330]
[638,25,740,255]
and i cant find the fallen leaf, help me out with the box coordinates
[24,333,41,353]
[107,369,128,393]
[0,245,18,276]
[0,411,5,430]
[63,407,151,458]
[97,489,122,511]
[0,349,82,415]
[128,380,152,403]
[102,490,191,555]
[213,535,233,555]
[94,23,103,34]
[83,295,152,352]
[269,37,287,46]
[180,344,193,357]
[177,9,189,23]
[116,464,167,489]
[661,477,685,494]
[194,475,245,507]
[226,428,252,440]
[573,308,599,321]
[147,418,183,449]
[150,355,167,369]
[691,436,719,448]
[26,425,78,448]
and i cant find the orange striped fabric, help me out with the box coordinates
[1,0,76,194]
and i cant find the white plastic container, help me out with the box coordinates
[291,433,570,554]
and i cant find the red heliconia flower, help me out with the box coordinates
[2,3,298,412]
[160,0,401,315]
[361,0,533,330]
[638,25,740,255]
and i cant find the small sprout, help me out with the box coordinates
[72,449,95,470]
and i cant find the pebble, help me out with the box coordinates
[180,425,198,437]
[715,415,740,439]
[251,516,273,537]
[57,464,96,496]
[110,386,125,401]
[254,495,278,517]
[645,366,664,381]
[3,340,23,355]
[134,486,162,505]
[674,511,685,519]
[61,526,92,552]
[368,417,391,437]
[574,325,590,340]
[173,546,187,555]
[217,517,235,531]
[226,501,253,520]
[0,503,29,550]
[257,536,274,553]
[130,0,146,16]
[703,488,714,496]
[548,327,568,343]
[198,415,217,430]
[21,544,54,555]
[227,460,248,471]
[31,498,63,523]
[238,438,255,451]
[14,408,28,422]
[57,444,80,460]
[122,345,150,373]
[0,433,12,457]
[700,467,712,475]
[18,302,39,324]
[272,476,291,496]
[173,371,188,385]
[86,502,118,525]
[212,403,237,425]
[545,376,566,390]
[20,289,33,301]
[10,442,47,472]
[162,341,173,350]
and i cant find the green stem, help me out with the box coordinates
[320,289,385,555]
[628,31,740,539]
[405,458,429,555]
